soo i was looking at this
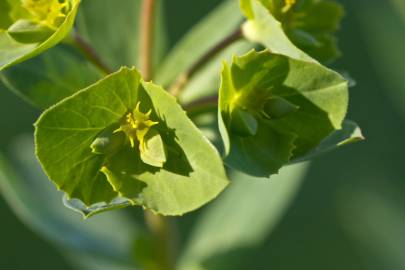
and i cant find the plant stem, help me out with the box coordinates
[72,31,112,74]
[139,0,156,81]
[144,210,177,270]
[169,27,243,97]
[183,94,219,117]
[139,1,177,269]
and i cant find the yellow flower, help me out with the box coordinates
[282,0,296,13]
[21,0,70,29]
[114,102,158,150]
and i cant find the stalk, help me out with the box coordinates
[71,31,112,74]
[139,0,156,81]
[139,1,177,270]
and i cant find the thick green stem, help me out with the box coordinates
[169,27,243,97]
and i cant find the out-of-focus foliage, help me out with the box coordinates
[1,0,404,269]
[0,136,138,270]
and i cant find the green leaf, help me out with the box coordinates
[229,107,258,137]
[35,67,229,216]
[0,0,80,71]
[292,120,364,163]
[218,49,348,176]
[0,136,138,269]
[177,163,309,270]
[0,44,102,109]
[240,0,344,63]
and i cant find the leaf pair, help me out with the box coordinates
[35,67,229,217]
[214,0,360,177]
[218,50,361,177]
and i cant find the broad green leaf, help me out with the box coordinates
[35,67,229,216]
[0,44,102,109]
[240,0,343,63]
[292,120,364,163]
[178,163,309,270]
[218,50,348,176]
[0,0,80,71]
[0,136,138,269]
[76,0,167,71]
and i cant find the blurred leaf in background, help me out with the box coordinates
[390,0,405,23]
[338,187,405,270]
[1,0,405,269]
[178,164,309,270]
[0,136,140,270]
[356,0,405,120]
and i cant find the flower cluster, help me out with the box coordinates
[22,0,70,29]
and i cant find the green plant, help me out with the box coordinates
[0,0,363,269]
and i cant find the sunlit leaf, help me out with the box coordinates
[35,67,229,216]
[218,50,348,176]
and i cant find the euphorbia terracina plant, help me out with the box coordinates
[0,0,363,267]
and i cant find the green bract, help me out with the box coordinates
[240,0,343,63]
[0,0,80,71]
[35,67,229,216]
[218,50,349,176]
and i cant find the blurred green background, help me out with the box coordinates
[1,0,405,269]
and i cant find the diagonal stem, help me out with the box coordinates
[71,31,112,74]
[169,27,243,97]
[183,94,219,117]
